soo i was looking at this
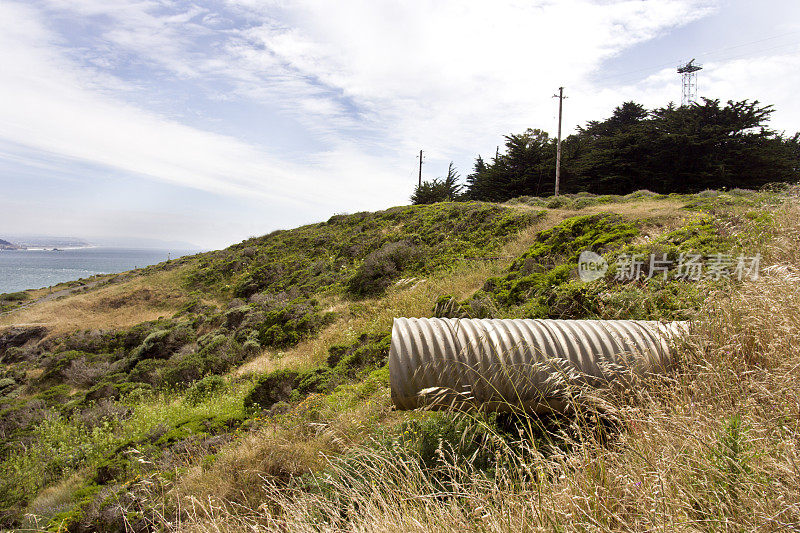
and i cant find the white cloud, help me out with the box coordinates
[565,46,800,140]
[700,52,800,134]
[226,0,717,149]
[3,0,800,248]
[0,1,405,215]
[33,0,722,150]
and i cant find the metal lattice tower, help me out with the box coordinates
[677,58,702,106]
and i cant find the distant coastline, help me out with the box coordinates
[0,246,198,294]
[2,245,98,251]
[0,236,92,251]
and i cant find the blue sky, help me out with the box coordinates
[1,0,799,249]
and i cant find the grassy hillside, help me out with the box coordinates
[0,188,797,531]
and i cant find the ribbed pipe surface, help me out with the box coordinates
[390,318,689,413]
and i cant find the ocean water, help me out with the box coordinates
[0,247,198,294]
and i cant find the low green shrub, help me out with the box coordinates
[185,375,227,405]
[658,216,730,255]
[241,338,261,356]
[0,291,29,302]
[256,297,335,348]
[295,366,336,397]
[130,326,192,361]
[327,333,391,373]
[243,369,300,412]
[506,195,548,207]
[36,384,72,406]
[546,196,573,209]
[347,241,421,296]
[84,380,150,403]
[156,411,244,445]
[38,350,88,385]
[474,213,638,312]
[128,358,164,386]
[244,331,391,412]
[624,189,659,199]
[0,377,16,397]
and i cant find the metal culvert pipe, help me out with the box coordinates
[389,318,689,413]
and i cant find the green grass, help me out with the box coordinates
[0,201,541,528]
[440,203,772,321]
[480,213,639,311]
[0,291,29,302]
[0,384,248,526]
[186,202,542,298]
[1,187,796,530]
[0,291,30,312]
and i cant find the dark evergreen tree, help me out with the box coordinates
[570,102,651,193]
[465,155,486,199]
[411,162,463,204]
[464,129,553,201]
[461,98,799,200]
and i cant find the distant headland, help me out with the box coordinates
[0,236,91,250]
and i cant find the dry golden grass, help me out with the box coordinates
[583,197,688,218]
[163,199,800,532]
[0,267,210,334]
[21,474,86,531]
[170,377,396,512]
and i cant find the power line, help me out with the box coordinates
[698,29,800,58]
[595,30,800,83]
[704,40,800,65]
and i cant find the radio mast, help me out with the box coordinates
[677,59,702,106]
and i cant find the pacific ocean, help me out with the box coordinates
[0,248,199,294]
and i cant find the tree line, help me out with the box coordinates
[412,98,800,204]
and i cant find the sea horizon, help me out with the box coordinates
[0,246,200,294]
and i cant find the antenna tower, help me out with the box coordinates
[677,58,702,106]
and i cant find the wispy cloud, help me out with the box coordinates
[2,0,800,247]
[0,1,402,213]
[221,1,717,149]
[28,0,723,150]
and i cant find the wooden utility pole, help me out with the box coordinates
[553,86,565,196]
[418,149,423,187]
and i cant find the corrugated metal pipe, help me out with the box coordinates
[390,318,689,413]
